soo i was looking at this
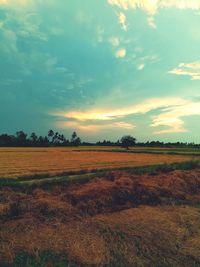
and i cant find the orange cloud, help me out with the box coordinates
[115,48,126,58]
[57,121,135,132]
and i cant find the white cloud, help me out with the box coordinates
[115,48,126,58]
[52,97,200,134]
[108,0,200,28]
[108,0,158,15]
[137,63,145,70]
[147,16,157,29]
[151,100,200,134]
[117,12,128,31]
[108,0,200,14]
[169,61,200,80]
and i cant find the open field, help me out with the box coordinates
[0,147,197,179]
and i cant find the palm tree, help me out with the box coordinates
[48,130,54,144]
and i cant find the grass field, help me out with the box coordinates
[75,146,200,155]
[0,147,197,179]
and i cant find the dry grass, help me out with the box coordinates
[0,147,195,178]
[1,168,200,266]
[1,206,200,266]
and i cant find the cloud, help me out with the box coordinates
[0,2,68,77]
[52,97,200,134]
[151,100,200,134]
[0,0,34,9]
[52,97,187,121]
[0,0,7,4]
[108,0,200,14]
[109,36,120,46]
[115,122,136,129]
[117,12,128,31]
[147,16,157,29]
[108,0,200,28]
[135,55,159,70]
[169,61,200,80]
[137,63,145,70]
[115,48,126,58]
[108,0,158,15]
[57,121,135,132]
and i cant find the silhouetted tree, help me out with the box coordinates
[121,135,136,150]
[30,132,38,146]
[71,131,77,140]
[0,134,15,146]
[37,136,49,147]
[52,132,59,145]
[48,130,54,144]
[1,130,200,148]
[71,131,81,146]
[16,131,27,146]
[58,134,66,145]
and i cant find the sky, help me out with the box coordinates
[0,0,200,143]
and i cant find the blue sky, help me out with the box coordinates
[0,0,200,142]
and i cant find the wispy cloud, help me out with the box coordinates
[109,36,120,46]
[0,2,68,76]
[0,0,30,6]
[147,16,157,29]
[57,121,135,132]
[115,122,136,129]
[151,100,200,134]
[117,12,128,31]
[169,61,200,80]
[52,97,200,134]
[52,97,187,121]
[108,0,200,14]
[108,0,200,28]
[135,54,159,70]
[115,48,126,58]
[137,63,145,70]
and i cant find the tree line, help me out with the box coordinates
[0,130,199,148]
[0,130,81,147]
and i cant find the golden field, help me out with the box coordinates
[0,147,196,178]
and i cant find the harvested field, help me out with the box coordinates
[0,147,196,178]
[1,167,200,266]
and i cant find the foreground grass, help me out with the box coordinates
[2,206,200,267]
[1,251,77,267]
